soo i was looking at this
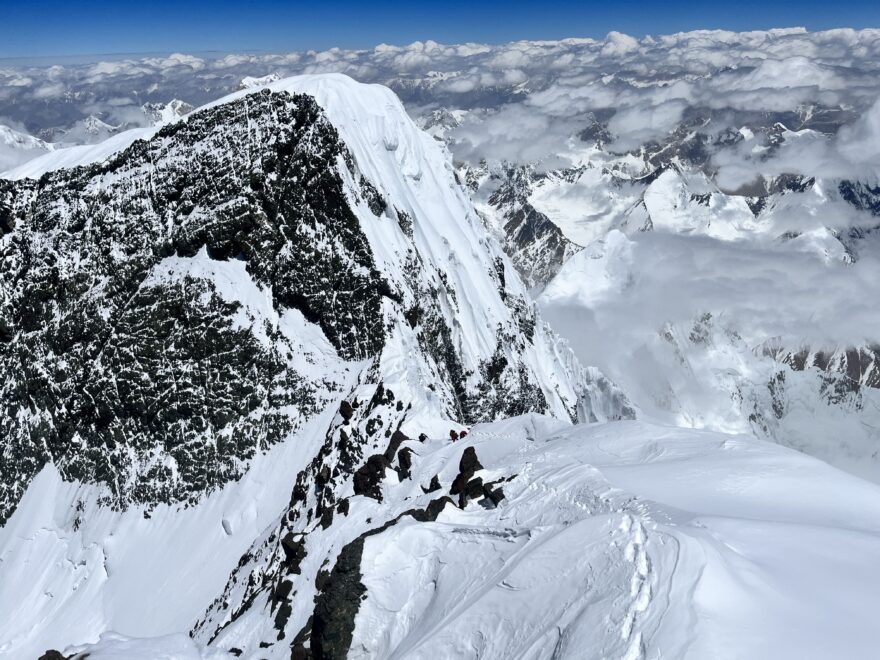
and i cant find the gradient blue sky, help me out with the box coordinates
[3,0,880,58]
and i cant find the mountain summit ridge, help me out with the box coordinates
[0,73,631,658]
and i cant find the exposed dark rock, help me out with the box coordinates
[409,496,455,522]
[450,446,484,504]
[310,496,453,659]
[316,466,331,487]
[339,400,354,422]
[310,537,367,659]
[291,618,313,660]
[319,506,334,530]
[396,447,414,480]
[359,176,387,216]
[577,111,615,146]
[352,455,389,501]
[747,196,767,216]
[38,652,68,660]
[280,533,307,573]
[767,343,880,392]
[422,475,441,493]
[486,165,577,288]
[769,174,815,195]
[383,430,409,462]
[482,484,506,507]
[0,90,397,523]
[274,578,294,603]
[396,209,413,237]
[464,477,485,500]
[274,598,293,634]
[839,180,880,216]
[352,429,413,501]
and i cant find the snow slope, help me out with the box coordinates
[52,414,880,659]
[348,416,880,660]
[0,404,355,658]
[1,125,157,179]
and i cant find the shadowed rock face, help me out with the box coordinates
[766,344,880,395]
[0,80,586,527]
[485,165,578,289]
[0,90,390,522]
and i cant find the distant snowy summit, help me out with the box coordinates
[0,123,54,172]
[143,98,194,126]
[240,72,282,89]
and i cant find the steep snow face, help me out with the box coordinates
[0,409,347,659]
[0,75,621,658]
[46,415,880,660]
[223,74,600,425]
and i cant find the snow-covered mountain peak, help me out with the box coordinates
[0,124,50,150]
[142,99,195,126]
[240,72,282,89]
[0,124,54,173]
[0,74,632,658]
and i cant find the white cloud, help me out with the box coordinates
[608,100,688,149]
[600,31,641,57]
[3,27,880,180]
[715,96,880,189]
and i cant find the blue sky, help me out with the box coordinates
[3,0,880,58]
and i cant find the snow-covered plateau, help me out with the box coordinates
[1,70,879,660]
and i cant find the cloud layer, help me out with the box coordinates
[2,28,880,176]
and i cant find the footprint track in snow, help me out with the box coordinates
[619,513,654,660]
